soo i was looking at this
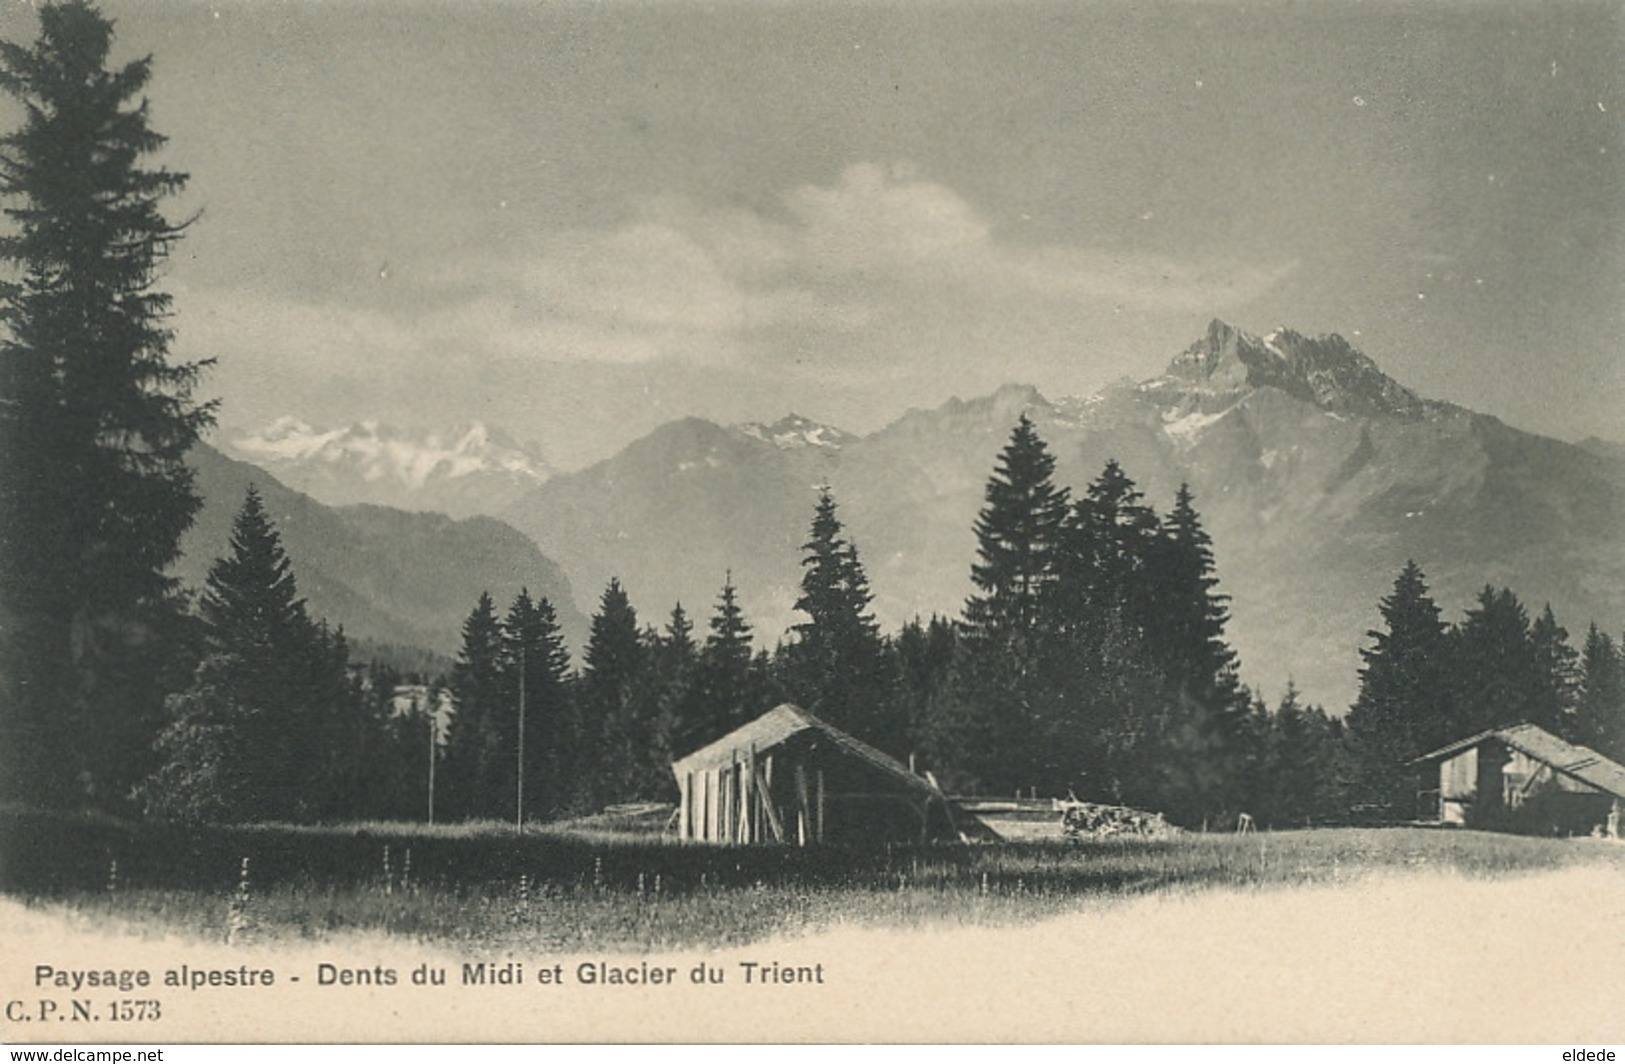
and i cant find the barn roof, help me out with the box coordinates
[1412,723,1625,800]
[670,703,942,795]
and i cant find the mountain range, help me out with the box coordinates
[197,321,1623,710]
[177,443,587,667]
[493,320,1624,710]
[224,417,552,518]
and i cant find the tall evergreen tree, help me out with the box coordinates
[579,579,662,804]
[784,488,894,747]
[1063,459,1161,644]
[890,615,958,765]
[1449,586,1545,735]
[1529,603,1581,739]
[501,589,574,822]
[0,1,214,806]
[1048,460,1167,809]
[650,601,704,780]
[1129,483,1241,821]
[949,416,1070,793]
[1145,484,1238,705]
[1345,561,1451,814]
[659,603,697,671]
[143,488,340,822]
[962,415,1070,651]
[442,592,507,819]
[1576,624,1625,761]
[689,573,759,749]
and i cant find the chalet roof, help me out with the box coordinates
[1412,722,1625,800]
[670,703,941,796]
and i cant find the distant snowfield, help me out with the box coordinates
[4,862,1622,1043]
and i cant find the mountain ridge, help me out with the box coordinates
[500,321,1624,710]
[179,442,588,662]
[224,416,552,518]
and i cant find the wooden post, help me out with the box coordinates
[708,769,718,842]
[816,767,826,843]
[723,763,733,843]
[426,705,436,825]
[731,760,744,844]
[794,764,811,847]
[744,744,757,844]
[754,762,786,843]
[678,771,692,840]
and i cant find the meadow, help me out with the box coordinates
[3,806,1621,955]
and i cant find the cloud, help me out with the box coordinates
[180,163,1297,394]
[785,162,991,269]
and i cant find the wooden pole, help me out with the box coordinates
[515,644,526,835]
[426,699,436,825]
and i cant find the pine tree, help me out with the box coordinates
[1065,459,1161,645]
[1048,461,1167,809]
[501,589,574,822]
[784,488,894,746]
[442,592,507,820]
[1345,561,1451,815]
[962,415,1070,650]
[1145,484,1238,705]
[1255,684,1346,829]
[1576,624,1625,760]
[1449,586,1544,735]
[143,488,340,822]
[690,573,759,749]
[579,579,660,804]
[0,1,214,806]
[1529,603,1580,739]
[659,603,697,671]
[890,615,958,765]
[1126,483,1241,821]
[653,601,709,753]
[951,416,1070,793]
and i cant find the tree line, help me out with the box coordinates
[3,2,1622,830]
[1343,562,1625,815]
[94,412,1625,829]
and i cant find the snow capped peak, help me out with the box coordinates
[1158,320,1450,421]
[225,416,552,516]
[735,413,856,451]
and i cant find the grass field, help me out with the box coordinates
[3,806,1622,954]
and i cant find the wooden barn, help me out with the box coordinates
[670,704,957,845]
[1412,723,1625,836]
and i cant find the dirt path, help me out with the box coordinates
[4,863,1623,1043]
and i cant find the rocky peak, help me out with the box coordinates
[1161,319,1448,420]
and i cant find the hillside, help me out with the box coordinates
[503,322,1625,708]
[179,443,587,662]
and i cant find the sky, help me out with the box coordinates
[4,0,1621,469]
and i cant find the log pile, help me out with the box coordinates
[1058,800,1176,840]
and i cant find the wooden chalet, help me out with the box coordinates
[670,704,958,845]
[1412,723,1625,837]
